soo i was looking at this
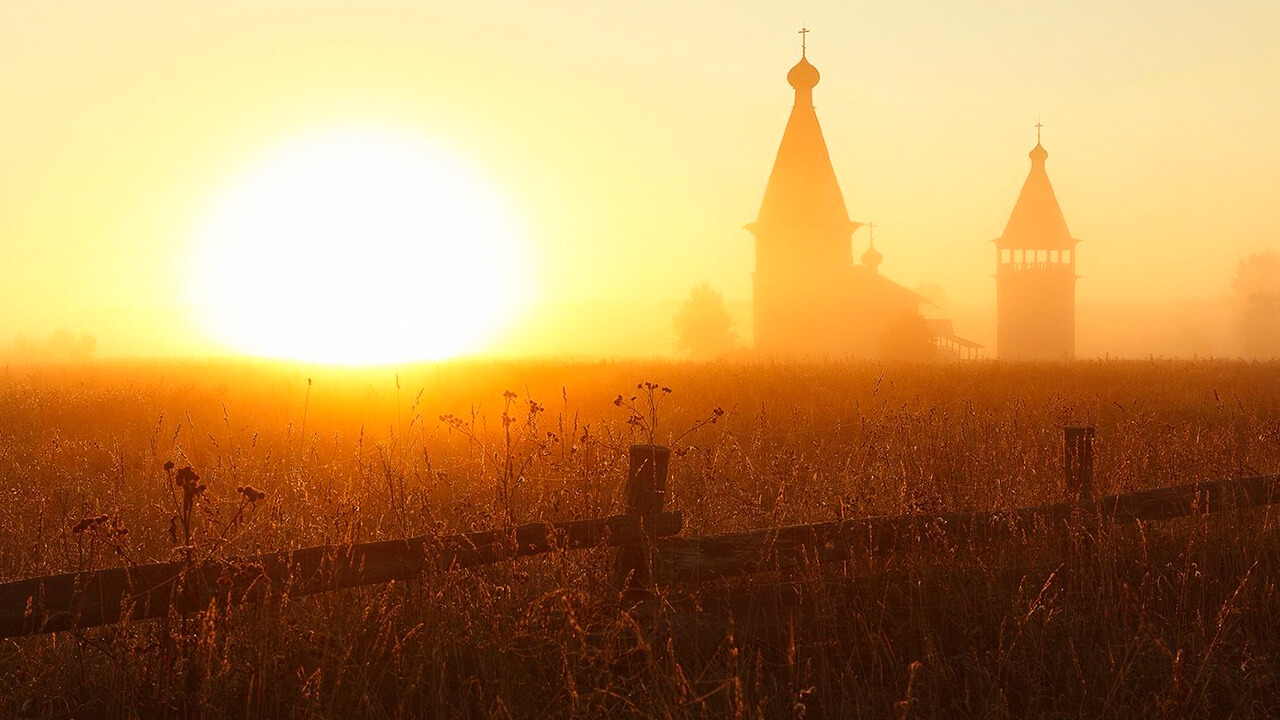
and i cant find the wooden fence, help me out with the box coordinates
[2,429,1278,640]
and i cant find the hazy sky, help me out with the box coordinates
[2,1,1278,357]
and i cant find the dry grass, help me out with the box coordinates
[2,358,1280,717]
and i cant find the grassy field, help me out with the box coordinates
[2,359,1280,717]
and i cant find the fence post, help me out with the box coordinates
[614,444,670,603]
[1064,426,1096,503]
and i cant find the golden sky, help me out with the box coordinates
[2,1,1278,358]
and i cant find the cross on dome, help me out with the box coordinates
[787,27,820,92]
[862,222,883,272]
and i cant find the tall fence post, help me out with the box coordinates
[614,444,670,603]
[1064,426,1096,503]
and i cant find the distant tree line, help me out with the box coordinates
[4,329,97,363]
[1233,250,1280,358]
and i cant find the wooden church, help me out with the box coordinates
[747,37,980,359]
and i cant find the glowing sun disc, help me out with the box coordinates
[188,128,532,363]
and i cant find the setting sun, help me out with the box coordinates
[188,128,532,364]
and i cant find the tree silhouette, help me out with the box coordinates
[1233,250,1280,357]
[879,312,937,361]
[8,329,97,362]
[673,282,737,358]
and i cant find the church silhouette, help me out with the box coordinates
[747,34,1076,360]
[994,128,1079,360]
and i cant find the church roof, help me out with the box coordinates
[852,265,934,306]
[996,141,1077,250]
[748,51,859,240]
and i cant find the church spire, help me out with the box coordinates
[997,126,1074,250]
[749,31,860,251]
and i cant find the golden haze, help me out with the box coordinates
[1,2,1278,360]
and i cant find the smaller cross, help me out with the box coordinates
[1035,120,1044,144]
[867,222,876,244]
[799,26,810,55]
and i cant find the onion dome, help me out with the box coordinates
[787,56,820,90]
[1029,142,1048,164]
[862,240,883,273]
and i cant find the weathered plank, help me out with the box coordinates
[0,511,683,639]
[655,474,1280,583]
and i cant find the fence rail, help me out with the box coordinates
[0,511,682,639]
[3,427,1279,640]
[653,473,1280,583]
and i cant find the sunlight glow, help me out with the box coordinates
[188,128,532,364]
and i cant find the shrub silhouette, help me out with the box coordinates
[673,281,737,358]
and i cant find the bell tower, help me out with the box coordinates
[994,128,1079,360]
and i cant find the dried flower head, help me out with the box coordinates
[237,485,266,503]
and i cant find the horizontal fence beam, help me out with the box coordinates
[655,473,1280,583]
[6,471,1278,638]
[0,511,683,639]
